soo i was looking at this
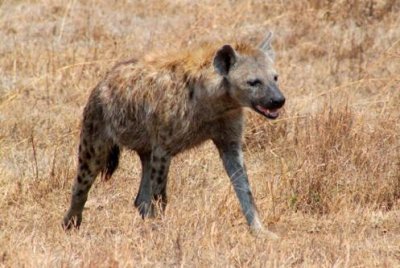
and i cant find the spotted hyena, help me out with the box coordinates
[62,32,285,237]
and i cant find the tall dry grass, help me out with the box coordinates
[0,0,399,266]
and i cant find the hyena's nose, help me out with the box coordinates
[269,96,285,109]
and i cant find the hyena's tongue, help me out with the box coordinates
[256,105,280,119]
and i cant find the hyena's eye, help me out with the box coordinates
[273,75,278,82]
[247,79,262,87]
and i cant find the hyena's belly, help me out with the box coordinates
[118,129,151,151]
[159,124,213,155]
[106,118,152,152]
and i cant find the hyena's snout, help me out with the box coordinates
[267,86,285,109]
[253,85,285,119]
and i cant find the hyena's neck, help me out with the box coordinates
[193,77,241,123]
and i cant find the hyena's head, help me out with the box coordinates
[213,32,285,119]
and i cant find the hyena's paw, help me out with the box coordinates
[62,211,82,231]
[250,226,280,240]
[134,199,156,219]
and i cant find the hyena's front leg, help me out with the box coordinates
[152,153,171,213]
[214,140,278,239]
[134,153,152,217]
[134,147,171,218]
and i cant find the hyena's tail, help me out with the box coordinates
[101,144,120,181]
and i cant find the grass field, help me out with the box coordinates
[0,0,399,266]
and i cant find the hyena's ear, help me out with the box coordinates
[259,31,275,60]
[213,45,237,76]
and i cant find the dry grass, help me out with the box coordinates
[1,0,399,266]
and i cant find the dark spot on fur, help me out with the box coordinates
[76,190,85,196]
[87,123,94,134]
[158,167,164,176]
[85,151,91,160]
[89,146,95,155]
[151,168,156,174]
[164,148,172,155]
[188,86,194,100]
[157,176,164,184]
[161,157,167,163]
[82,139,88,147]
[153,156,159,162]
[120,119,127,127]
[80,169,88,177]
[247,190,253,199]
[77,176,82,183]
[169,64,177,72]
[80,163,89,171]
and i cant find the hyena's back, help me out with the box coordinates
[84,58,210,156]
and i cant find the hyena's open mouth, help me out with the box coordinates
[253,105,281,119]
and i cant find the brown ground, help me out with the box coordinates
[0,0,399,267]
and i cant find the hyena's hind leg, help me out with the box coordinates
[62,137,120,230]
[134,147,171,218]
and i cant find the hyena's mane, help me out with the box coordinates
[143,41,259,79]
